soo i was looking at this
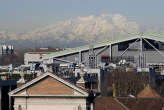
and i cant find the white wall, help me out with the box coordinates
[24,53,42,65]
[14,97,87,110]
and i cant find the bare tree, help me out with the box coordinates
[101,69,149,97]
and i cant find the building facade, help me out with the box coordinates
[9,73,89,110]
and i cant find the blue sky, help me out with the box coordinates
[0,0,164,33]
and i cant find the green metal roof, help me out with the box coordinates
[142,32,164,42]
[42,33,164,60]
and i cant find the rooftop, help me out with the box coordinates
[95,97,127,110]
[27,48,61,53]
[95,97,164,110]
[42,33,164,60]
[118,98,164,110]
[137,86,160,98]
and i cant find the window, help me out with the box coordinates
[101,55,110,63]
[143,39,161,50]
[118,39,139,51]
[118,42,129,51]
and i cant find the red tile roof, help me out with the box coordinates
[137,86,160,98]
[95,97,127,110]
[118,98,164,110]
[95,97,164,110]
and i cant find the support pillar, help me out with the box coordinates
[9,86,11,110]
[0,87,1,110]
[119,38,139,57]
[79,51,82,64]
[140,37,143,68]
[110,45,112,62]
[97,69,101,92]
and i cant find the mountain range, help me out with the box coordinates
[0,14,141,49]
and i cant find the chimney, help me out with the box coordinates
[17,68,26,87]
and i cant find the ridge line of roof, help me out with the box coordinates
[42,33,139,59]
[42,33,164,59]
[9,72,88,96]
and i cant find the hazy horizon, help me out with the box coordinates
[0,0,164,49]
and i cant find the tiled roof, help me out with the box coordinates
[137,86,160,98]
[42,33,164,59]
[94,97,128,110]
[9,72,89,97]
[95,97,164,110]
[118,98,164,110]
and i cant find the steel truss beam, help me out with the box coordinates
[119,38,140,57]
[53,57,75,64]
[143,38,164,58]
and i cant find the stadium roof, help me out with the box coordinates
[43,33,164,60]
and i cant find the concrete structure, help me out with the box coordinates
[24,53,42,65]
[42,33,164,70]
[24,48,60,65]
[9,73,90,110]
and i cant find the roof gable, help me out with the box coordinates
[9,73,88,97]
[26,76,74,95]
